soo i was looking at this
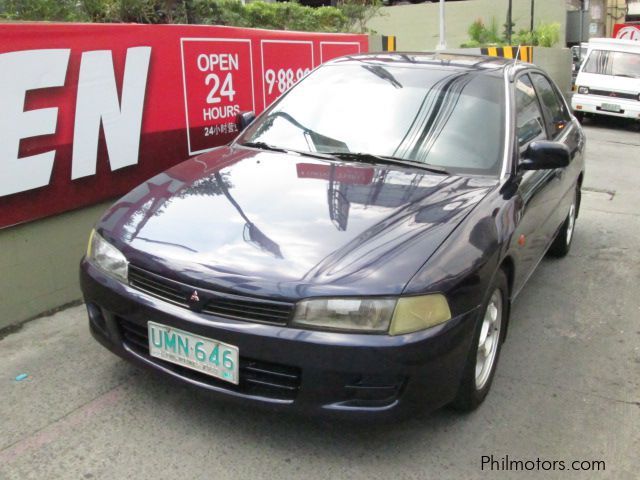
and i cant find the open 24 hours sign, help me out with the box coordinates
[181,38,256,155]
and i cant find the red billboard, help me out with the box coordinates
[0,23,367,229]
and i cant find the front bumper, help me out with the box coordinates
[571,93,640,120]
[80,260,479,418]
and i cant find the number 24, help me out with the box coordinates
[206,72,236,104]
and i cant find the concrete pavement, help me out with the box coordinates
[1,120,638,479]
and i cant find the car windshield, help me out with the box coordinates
[582,49,640,78]
[237,63,505,176]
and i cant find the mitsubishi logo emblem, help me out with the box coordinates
[189,290,200,302]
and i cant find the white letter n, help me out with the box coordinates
[72,47,151,179]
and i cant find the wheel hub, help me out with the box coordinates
[475,289,503,390]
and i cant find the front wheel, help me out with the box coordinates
[450,270,508,412]
[547,188,578,258]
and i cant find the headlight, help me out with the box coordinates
[292,294,451,334]
[389,294,451,335]
[293,298,396,332]
[578,86,589,95]
[86,229,128,282]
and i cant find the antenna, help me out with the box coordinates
[515,44,522,66]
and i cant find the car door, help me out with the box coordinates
[510,73,562,295]
[529,72,583,238]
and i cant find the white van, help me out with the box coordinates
[571,38,640,121]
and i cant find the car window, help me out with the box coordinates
[530,73,571,139]
[238,63,505,176]
[515,74,547,153]
[582,49,640,78]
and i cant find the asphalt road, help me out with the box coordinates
[1,119,639,480]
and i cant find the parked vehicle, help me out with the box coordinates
[572,38,640,121]
[571,43,588,84]
[81,53,585,418]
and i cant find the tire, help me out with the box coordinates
[574,111,585,123]
[450,270,508,412]
[547,187,578,258]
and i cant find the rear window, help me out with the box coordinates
[582,49,640,78]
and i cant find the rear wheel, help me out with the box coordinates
[450,270,508,412]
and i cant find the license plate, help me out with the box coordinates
[601,103,621,112]
[147,321,239,385]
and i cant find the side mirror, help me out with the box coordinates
[237,111,256,132]
[520,141,570,171]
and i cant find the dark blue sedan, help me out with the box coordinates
[80,53,585,417]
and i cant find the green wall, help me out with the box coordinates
[368,0,568,51]
[0,202,111,329]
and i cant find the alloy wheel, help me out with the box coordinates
[566,202,576,246]
[475,289,503,390]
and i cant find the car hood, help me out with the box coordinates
[99,146,497,299]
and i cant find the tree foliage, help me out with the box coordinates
[0,0,381,33]
[336,0,382,34]
[0,0,86,21]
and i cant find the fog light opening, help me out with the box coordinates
[343,375,406,406]
[87,303,108,336]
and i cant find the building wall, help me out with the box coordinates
[566,0,628,39]
[368,0,569,51]
[0,202,110,330]
[607,0,628,35]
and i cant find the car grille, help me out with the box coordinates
[128,264,295,325]
[128,265,189,307]
[587,88,637,101]
[118,317,301,401]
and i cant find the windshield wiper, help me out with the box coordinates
[239,141,339,161]
[325,152,450,175]
[238,143,449,173]
[239,141,288,153]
